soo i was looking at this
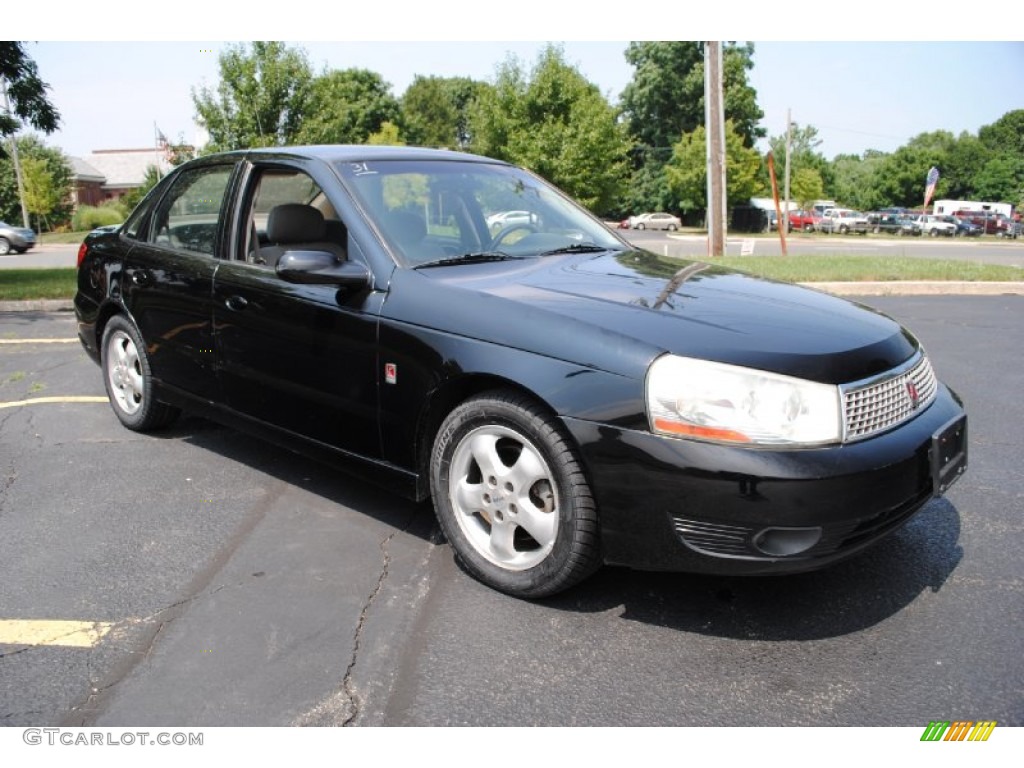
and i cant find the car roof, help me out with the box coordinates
[188,144,507,166]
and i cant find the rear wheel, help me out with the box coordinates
[101,315,179,431]
[430,390,601,598]
[0,237,10,256]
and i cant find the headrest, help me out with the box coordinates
[267,204,326,243]
[385,211,427,248]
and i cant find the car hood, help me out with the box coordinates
[389,250,917,384]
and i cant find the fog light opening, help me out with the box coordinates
[753,527,822,557]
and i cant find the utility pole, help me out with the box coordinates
[705,41,726,258]
[1,77,30,230]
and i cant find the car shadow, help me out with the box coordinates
[542,497,963,641]
[150,413,437,543]
[146,414,963,639]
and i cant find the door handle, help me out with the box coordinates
[225,294,249,311]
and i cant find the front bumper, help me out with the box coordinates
[564,384,966,575]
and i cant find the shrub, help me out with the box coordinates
[72,205,123,231]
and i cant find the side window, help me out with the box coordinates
[243,168,347,269]
[121,197,150,241]
[148,165,233,256]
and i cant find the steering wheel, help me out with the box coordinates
[488,224,538,251]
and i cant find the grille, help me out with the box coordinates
[670,517,753,556]
[842,353,937,441]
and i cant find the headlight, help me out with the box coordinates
[646,355,841,446]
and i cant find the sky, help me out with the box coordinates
[11,7,1024,163]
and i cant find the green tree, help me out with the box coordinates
[873,131,956,208]
[763,122,830,205]
[619,42,763,214]
[0,135,71,227]
[972,154,1024,206]
[401,75,488,149]
[665,121,762,211]
[621,42,763,152]
[0,42,61,136]
[978,109,1024,157]
[469,46,631,214]
[366,121,404,146]
[941,133,993,200]
[192,42,313,151]
[829,152,888,211]
[22,156,59,230]
[789,167,825,209]
[295,69,401,145]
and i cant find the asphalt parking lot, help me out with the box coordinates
[1,297,1021,727]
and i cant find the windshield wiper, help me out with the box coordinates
[538,243,617,256]
[413,252,525,269]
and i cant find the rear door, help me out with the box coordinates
[122,162,238,401]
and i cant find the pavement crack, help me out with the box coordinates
[2,710,43,721]
[340,529,398,727]
[0,461,15,520]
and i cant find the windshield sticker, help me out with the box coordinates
[349,162,378,176]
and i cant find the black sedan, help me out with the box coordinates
[74,146,967,598]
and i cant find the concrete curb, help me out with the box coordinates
[2,282,1023,314]
[801,281,1024,296]
[0,299,75,312]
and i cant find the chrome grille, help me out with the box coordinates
[670,517,753,556]
[842,353,937,441]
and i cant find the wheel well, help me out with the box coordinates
[414,374,560,490]
[94,304,125,353]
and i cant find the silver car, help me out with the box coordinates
[630,212,681,231]
[0,221,36,255]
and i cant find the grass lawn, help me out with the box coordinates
[711,254,1024,283]
[0,269,77,301]
[38,231,91,245]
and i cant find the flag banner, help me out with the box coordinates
[924,166,940,209]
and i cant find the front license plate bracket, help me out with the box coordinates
[930,414,967,496]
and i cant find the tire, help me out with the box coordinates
[101,315,179,431]
[930,229,939,237]
[430,390,601,598]
[839,224,849,235]
[668,224,678,231]
[636,223,645,230]
[0,237,10,256]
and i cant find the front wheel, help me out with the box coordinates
[101,315,179,431]
[430,390,601,598]
[0,237,10,256]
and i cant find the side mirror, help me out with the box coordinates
[276,250,371,290]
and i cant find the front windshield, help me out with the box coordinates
[334,158,624,266]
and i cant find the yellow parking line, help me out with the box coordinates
[0,338,79,344]
[0,619,115,648]
[0,396,108,409]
